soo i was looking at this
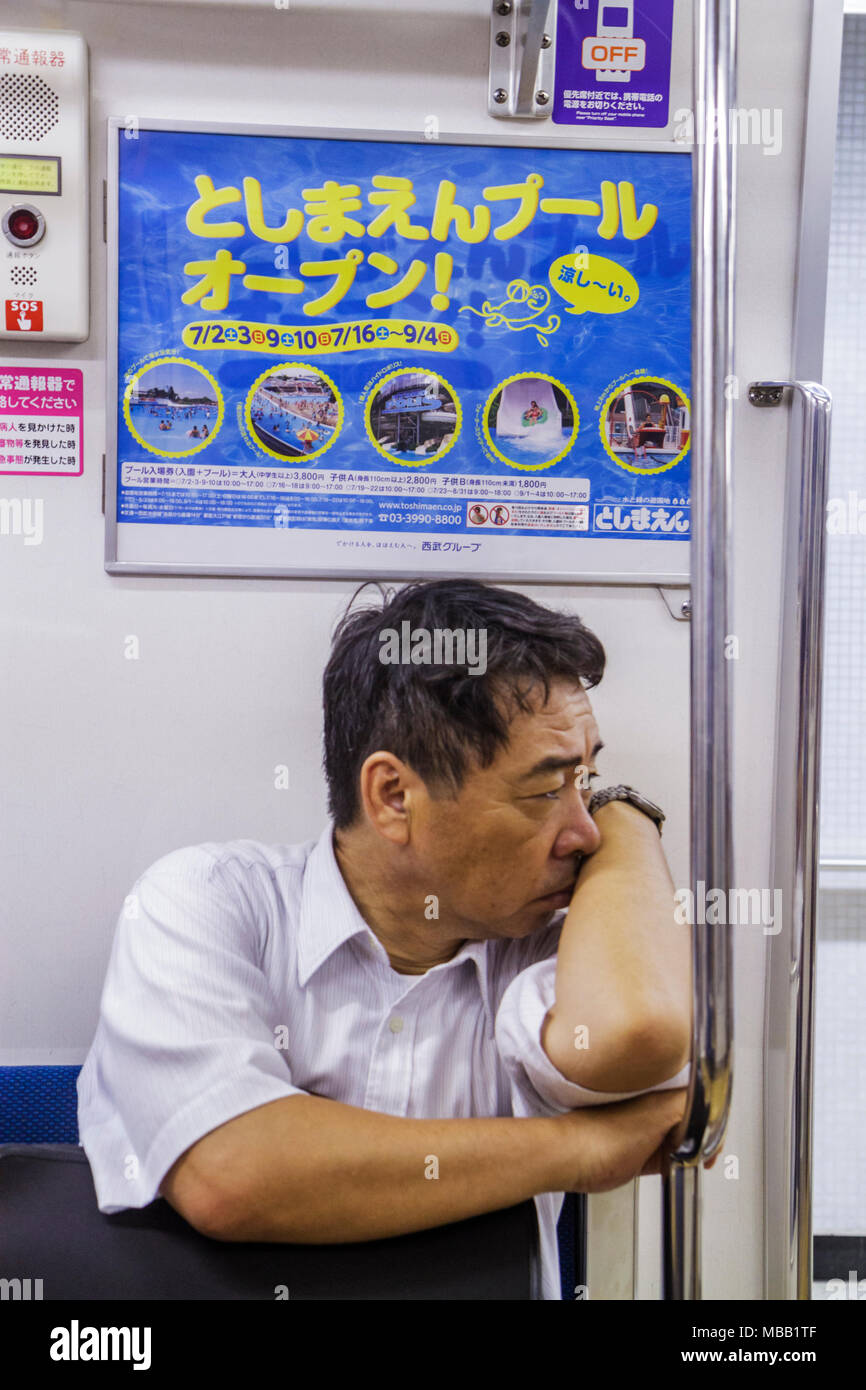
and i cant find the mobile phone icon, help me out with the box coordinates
[593,0,635,83]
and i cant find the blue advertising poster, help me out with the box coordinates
[112,125,691,577]
[553,1,675,130]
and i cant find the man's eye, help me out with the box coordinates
[534,770,599,800]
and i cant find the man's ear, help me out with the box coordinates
[358,750,419,846]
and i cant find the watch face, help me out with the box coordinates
[633,794,665,825]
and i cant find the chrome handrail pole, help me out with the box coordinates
[662,0,738,1301]
[753,380,832,1300]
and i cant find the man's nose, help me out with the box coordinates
[553,793,602,857]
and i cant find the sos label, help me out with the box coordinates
[5,299,44,332]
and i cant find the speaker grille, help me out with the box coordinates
[9,264,38,287]
[0,72,59,142]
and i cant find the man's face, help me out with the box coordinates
[409,679,603,940]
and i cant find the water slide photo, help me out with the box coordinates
[366,369,460,466]
[484,374,577,470]
[600,376,691,472]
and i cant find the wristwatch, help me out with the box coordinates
[588,784,666,835]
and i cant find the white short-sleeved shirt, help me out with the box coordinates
[77,823,688,1301]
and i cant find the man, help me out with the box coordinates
[77,580,693,1300]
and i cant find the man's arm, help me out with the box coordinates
[160,1087,688,1243]
[542,799,692,1093]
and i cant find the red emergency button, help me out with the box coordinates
[2,203,45,248]
[8,208,39,240]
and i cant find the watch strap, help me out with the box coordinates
[588,783,665,833]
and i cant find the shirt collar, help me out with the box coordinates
[297,824,370,987]
[297,824,495,1028]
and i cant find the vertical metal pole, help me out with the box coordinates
[662,1163,701,1300]
[789,386,831,1298]
[756,381,832,1299]
[759,0,843,1304]
[662,0,737,1300]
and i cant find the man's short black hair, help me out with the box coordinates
[323,579,606,830]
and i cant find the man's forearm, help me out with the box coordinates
[162,1093,571,1244]
[544,799,692,1092]
[163,1086,692,1244]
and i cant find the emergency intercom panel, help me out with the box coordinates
[0,30,89,342]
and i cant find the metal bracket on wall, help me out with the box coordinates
[748,383,786,409]
[488,0,556,119]
[657,586,692,622]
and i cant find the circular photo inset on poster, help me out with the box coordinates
[123,356,223,457]
[245,363,342,462]
[600,376,691,474]
[483,373,578,471]
[365,368,461,466]
[468,503,489,526]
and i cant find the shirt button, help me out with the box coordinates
[388,1015,404,1033]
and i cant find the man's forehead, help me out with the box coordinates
[498,681,601,763]
[517,678,594,719]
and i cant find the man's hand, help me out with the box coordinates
[553,1088,691,1194]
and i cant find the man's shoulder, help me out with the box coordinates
[122,834,329,954]
[134,834,321,891]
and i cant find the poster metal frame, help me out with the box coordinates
[104,116,692,585]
